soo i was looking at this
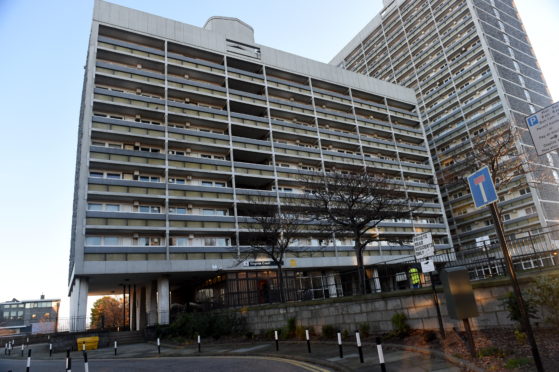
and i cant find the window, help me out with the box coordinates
[85,236,102,245]
[89,171,121,179]
[204,238,229,246]
[169,177,186,184]
[204,181,227,187]
[139,205,160,213]
[169,207,187,214]
[86,236,121,245]
[204,238,216,246]
[104,236,119,245]
[88,203,103,211]
[138,237,161,246]
[172,237,188,246]
[202,209,226,216]
[105,204,120,212]
[202,209,215,216]
[138,175,160,182]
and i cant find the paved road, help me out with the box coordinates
[0,340,464,371]
[1,355,328,372]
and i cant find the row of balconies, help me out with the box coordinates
[91,97,424,154]
[98,33,412,115]
[92,78,421,143]
[96,43,419,121]
[91,113,427,160]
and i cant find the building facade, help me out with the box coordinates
[0,296,61,335]
[331,0,559,247]
[69,0,452,330]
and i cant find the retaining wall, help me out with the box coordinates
[241,274,552,335]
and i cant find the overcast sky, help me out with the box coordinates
[0,0,557,316]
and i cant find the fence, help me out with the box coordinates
[194,226,559,310]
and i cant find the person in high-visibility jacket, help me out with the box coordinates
[409,267,420,288]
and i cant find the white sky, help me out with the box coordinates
[0,0,557,318]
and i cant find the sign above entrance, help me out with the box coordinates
[242,260,281,267]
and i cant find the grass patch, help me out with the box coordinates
[504,357,531,369]
[478,346,507,358]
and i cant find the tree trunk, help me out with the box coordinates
[355,244,366,295]
[277,265,286,303]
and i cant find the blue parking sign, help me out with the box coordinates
[527,114,540,127]
[467,166,498,208]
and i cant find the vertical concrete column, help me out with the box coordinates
[372,268,382,293]
[326,272,338,298]
[69,277,89,332]
[145,281,158,326]
[137,286,146,330]
[130,285,137,331]
[157,277,170,325]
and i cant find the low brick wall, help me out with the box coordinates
[241,273,552,335]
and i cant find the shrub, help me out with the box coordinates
[158,311,247,340]
[478,346,507,358]
[286,317,297,338]
[391,312,410,337]
[527,275,559,327]
[504,356,531,369]
[514,329,527,344]
[359,322,370,337]
[501,292,538,330]
[321,324,336,339]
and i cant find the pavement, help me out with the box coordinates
[0,339,471,371]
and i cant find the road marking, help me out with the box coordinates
[208,355,331,372]
[231,344,270,353]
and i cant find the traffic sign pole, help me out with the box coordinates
[489,202,544,371]
[430,272,445,339]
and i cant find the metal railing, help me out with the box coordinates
[194,226,559,309]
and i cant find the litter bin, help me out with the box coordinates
[76,336,99,350]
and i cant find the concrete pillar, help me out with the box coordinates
[157,277,170,325]
[145,281,158,326]
[130,285,137,331]
[326,272,338,298]
[371,268,382,293]
[137,286,146,330]
[69,277,88,332]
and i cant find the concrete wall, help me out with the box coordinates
[241,278,540,335]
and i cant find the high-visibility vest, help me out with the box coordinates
[409,268,420,284]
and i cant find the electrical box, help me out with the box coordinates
[441,266,479,320]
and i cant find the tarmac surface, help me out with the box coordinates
[0,339,467,371]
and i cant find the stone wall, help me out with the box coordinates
[241,276,546,335]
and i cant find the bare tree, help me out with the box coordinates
[240,196,308,303]
[440,123,553,236]
[302,170,416,295]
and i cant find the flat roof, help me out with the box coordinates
[93,0,417,104]
[1,299,61,305]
